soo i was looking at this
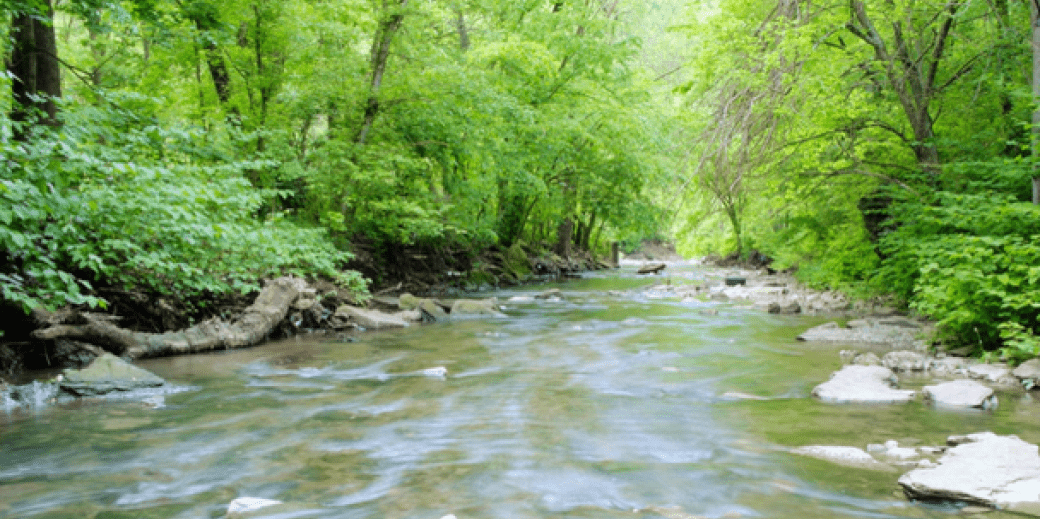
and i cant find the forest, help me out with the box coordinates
[1,0,1038,361]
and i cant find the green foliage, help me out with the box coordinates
[673,0,1037,362]
[876,189,1040,353]
[1000,323,1040,366]
[0,99,365,316]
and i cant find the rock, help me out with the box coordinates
[797,319,929,350]
[60,353,165,397]
[882,351,928,372]
[852,352,882,366]
[334,305,410,329]
[811,365,916,404]
[227,497,282,515]
[637,263,667,275]
[1015,359,1040,388]
[721,391,770,401]
[417,300,448,322]
[535,289,563,299]
[923,380,997,409]
[450,298,506,318]
[767,301,801,314]
[931,357,969,376]
[899,432,1040,512]
[968,363,1016,385]
[878,317,921,328]
[791,445,895,471]
[880,442,922,463]
[398,293,422,310]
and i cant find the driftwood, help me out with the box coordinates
[32,277,308,359]
[637,263,667,275]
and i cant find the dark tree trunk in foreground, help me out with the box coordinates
[1032,0,1039,204]
[33,278,308,359]
[7,0,62,139]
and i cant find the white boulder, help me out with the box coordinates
[812,365,916,404]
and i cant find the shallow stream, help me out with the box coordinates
[3,264,1040,518]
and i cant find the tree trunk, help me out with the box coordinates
[555,217,574,257]
[199,31,233,105]
[846,0,960,178]
[7,0,62,139]
[183,4,234,112]
[455,7,470,51]
[725,204,743,257]
[355,0,409,145]
[1032,0,1039,204]
[32,278,309,359]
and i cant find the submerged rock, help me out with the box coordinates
[450,298,506,318]
[767,301,801,314]
[7,380,64,408]
[899,432,1040,513]
[812,365,916,404]
[791,445,895,471]
[334,305,411,329]
[923,380,997,409]
[60,353,165,397]
[798,319,929,350]
[227,497,283,516]
[535,288,563,299]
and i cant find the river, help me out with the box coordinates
[2,264,1038,518]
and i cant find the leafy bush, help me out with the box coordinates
[1,100,366,317]
[876,190,1040,357]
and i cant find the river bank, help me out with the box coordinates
[0,242,609,382]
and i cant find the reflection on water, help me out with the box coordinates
[2,265,1038,518]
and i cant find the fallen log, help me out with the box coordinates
[637,263,667,275]
[32,277,308,359]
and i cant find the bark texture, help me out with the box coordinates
[32,277,308,359]
[1032,0,1039,204]
[355,0,409,145]
[7,0,62,137]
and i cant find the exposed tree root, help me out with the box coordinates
[32,277,308,359]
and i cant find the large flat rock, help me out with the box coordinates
[334,305,411,329]
[812,365,916,404]
[922,380,995,409]
[60,353,165,396]
[899,432,1040,513]
[798,319,927,349]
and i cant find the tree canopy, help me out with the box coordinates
[674,0,1039,358]
[2,0,1037,359]
[1,0,676,325]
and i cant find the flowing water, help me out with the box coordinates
[3,264,1040,519]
